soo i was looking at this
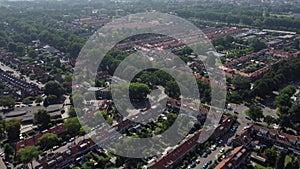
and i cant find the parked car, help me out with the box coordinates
[219,147,225,153]
[52,145,59,150]
[0,153,4,157]
[191,161,196,168]
[207,160,212,164]
[41,152,47,157]
[210,145,216,151]
[245,116,251,120]
[227,140,232,146]
[196,159,201,164]
[201,152,207,158]
[69,137,75,142]
[61,141,67,146]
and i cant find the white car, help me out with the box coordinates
[53,145,59,150]
[210,145,216,151]
[219,147,225,153]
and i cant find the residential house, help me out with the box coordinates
[215,146,250,169]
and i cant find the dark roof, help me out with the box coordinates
[35,138,96,169]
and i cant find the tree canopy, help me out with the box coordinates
[64,117,81,137]
[38,133,61,150]
[245,105,264,121]
[44,81,64,98]
[17,146,41,169]
[34,109,51,129]
[5,119,21,142]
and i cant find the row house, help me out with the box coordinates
[232,125,300,154]
[215,146,251,169]
[16,124,66,151]
[148,116,232,169]
[252,125,300,155]
[210,116,234,140]
[0,69,41,98]
[35,138,96,169]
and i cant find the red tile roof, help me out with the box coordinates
[149,116,232,169]
[148,130,202,169]
[215,146,250,169]
[16,124,66,150]
[252,125,300,149]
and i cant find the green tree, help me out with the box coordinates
[68,107,77,117]
[245,105,264,121]
[0,39,7,48]
[17,146,41,169]
[5,119,21,142]
[28,48,38,58]
[250,38,266,52]
[44,95,58,107]
[265,147,277,164]
[0,116,5,138]
[35,95,43,104]
[165,81,180,99]
[274,85,296,113]
[34,109,50,128]
[22,97,31,105]
[275,151,285,169]
[0,97,15,109]
[38,133,60,150]
[7,42,17,52]
[129,83,151,102]
[64,117,81,137]
[53,58,61,68]
[3,143,15,161]
[264,115,276,125]
[44,81,64,97]
[232,75,251,91]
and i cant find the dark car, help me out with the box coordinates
[201,152,207,158]
[207,160,212,165]
[61,141,67,146]
[245,116,251,120]
[191,161,196,168]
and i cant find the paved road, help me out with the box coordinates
[195,145,231,169]
[62,95,71,119]
[192,103,278,168]
[0,158,6,169]
[193,104,253,169]
[229,103,278,127]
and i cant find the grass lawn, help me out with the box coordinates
[254,163,272,169]
[285,155,292,166]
